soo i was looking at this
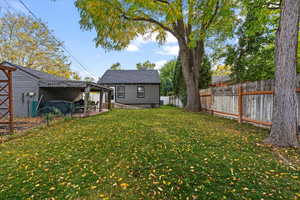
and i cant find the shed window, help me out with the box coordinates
[117,86,125,98]
[137,86,145,98]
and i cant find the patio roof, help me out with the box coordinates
[38,80,112,92]
[0,61,111,92]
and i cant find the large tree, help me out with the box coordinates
[173,55,212,105]
[264,0,300,147]
[0,12,79,80]
[75,0,236,111]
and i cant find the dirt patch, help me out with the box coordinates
[0,117,44,136]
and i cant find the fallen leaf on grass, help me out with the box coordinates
[120,183,129,189]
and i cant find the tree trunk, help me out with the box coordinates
[265,0,300,147]
[179,42,202,112]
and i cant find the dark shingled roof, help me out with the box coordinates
[98,70,160,84]
[0,61,112,91]
[1,61,66,81]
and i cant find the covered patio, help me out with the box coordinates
[38,80,112,117]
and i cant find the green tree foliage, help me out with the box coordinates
[72,73,81,81]
[84,76,95,82]
[216,0,300,82]
[159,60,176,96]
[173,57,187,105]
[110,62,121,70]
[136,60,156,70]
[199,56,212,89]
[0,12,79,80]
[75,0,237,111]
[223,3,276,82]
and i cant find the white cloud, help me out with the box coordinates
[157,45,179,56]
[155,60,168,70]
[135,35,152,44]
[165,32,177,43]
[126,44,139,52]
[124,32,177,53]
[135,32,177,45]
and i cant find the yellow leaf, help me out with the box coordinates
[120,183,129,189]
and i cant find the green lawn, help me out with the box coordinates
[0,107,299,200]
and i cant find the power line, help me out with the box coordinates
[17,0,97,78]
[0,5,12,24]
[3,0,18,13]
[4,0,97,79]
[0,0,97,79]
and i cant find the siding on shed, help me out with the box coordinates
[0,69,39,117]
[114,84,160,105]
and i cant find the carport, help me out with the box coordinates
[0,61,113,118]
[38,80,112,117]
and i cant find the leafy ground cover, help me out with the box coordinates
[0,106,299,199]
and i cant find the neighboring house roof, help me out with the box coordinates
[0,61,111,91]
[1,61,66,81]
[98,70,160,84]
[211,75,231,84]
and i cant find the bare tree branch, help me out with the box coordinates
[121,14,171,32]
[121,14,183,43]
[153,0,169,4]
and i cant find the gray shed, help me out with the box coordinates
[0,61,111,117]
[211,75,231,87]
[98,70,160,107]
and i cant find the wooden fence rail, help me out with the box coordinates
[199,79,300,128]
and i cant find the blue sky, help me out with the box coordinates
[0,0,179,79]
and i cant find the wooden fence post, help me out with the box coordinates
[8,71,13,133]
[238,84,243,123]
[211,88,214,115]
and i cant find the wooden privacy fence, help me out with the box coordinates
[169,96,184,108]
[200,79,300,127]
